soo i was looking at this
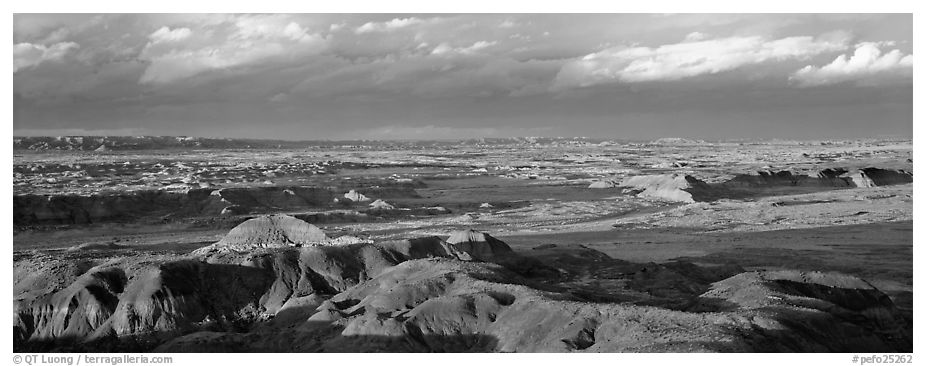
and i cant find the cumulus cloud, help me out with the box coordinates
[42,27,71,43]
[12,14,915,140]
[288,51,560,100]
[148,26,191,43]
[553,34,849,88]
[683,32,708,42]
[282,22,318,42]
[431,41,497,56]
[499,19,518,28]
[13,41,79,72]
[355,17,425,34]
[790,42,912,87]
[232,16,321,43]
[138,15,327,84]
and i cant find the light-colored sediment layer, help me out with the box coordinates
[620,174,707,203]
[613,184,912,233]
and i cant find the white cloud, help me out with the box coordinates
[684,32,708,42]
[287,52,560,100]
[138,16,327,84]
[790,42,912,87]
[431,41,497,56]
[282,22,320,43]
[355,17,425,34]
[553,34,849,88]
[13,41,79,72]
[430,43,453,55]
[148,26,191,43]
[139,50,241,84]
[42,27,71,43]
[233,16,320,42]
[269,92,289,103]
[467,41,496,52]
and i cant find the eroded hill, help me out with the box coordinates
[13,215,912,353]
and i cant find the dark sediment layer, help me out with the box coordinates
[14,185,422,227]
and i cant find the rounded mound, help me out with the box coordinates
[208,214,329,252]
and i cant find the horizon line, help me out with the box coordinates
[12,134,913,143]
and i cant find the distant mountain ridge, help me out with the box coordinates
[12,136,611,151]
[14,136,318,151]
[13,135,911,151]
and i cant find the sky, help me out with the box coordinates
[12,13,913,140]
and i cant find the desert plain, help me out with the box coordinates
[12,136,913,352]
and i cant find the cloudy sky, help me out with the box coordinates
[13,13,913,140]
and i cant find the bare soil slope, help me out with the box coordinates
[13,217,912,353]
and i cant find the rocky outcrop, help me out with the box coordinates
[693,270,911,351]
[620,174,713,203]
[725,168,912,189]
[15,228,519,348]
[445,229,514,262]
[155,262,911,353]
[343,190,370,202]
[369,199,395,210]
[588,180,618,189]
[97,260,272,344]
[849,168,912,188]
[14,236,479,350]
[15,267,126,343]
[725,170,854,188]
[615,167,913,204]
